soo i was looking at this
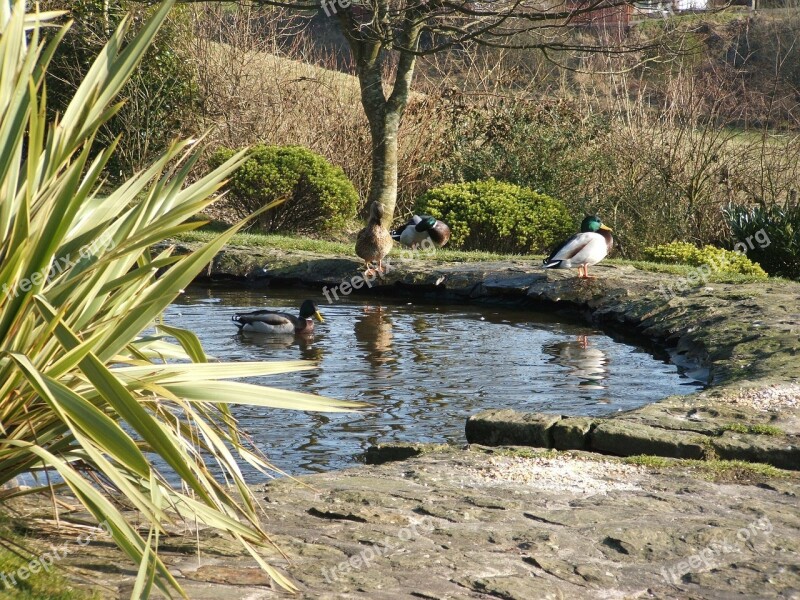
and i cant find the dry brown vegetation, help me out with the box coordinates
[182,4,799,254]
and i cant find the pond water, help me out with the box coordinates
[163,287,704,476]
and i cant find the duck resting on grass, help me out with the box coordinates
[232,300,323,334]
[356,201,393,276]
[543,215,613,279]
[392,215,451,249]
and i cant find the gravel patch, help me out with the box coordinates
[469,455,644,495]
[720,384,800,412]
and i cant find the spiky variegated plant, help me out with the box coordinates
[0,1,360,596]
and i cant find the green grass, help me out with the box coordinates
[0,520,97,600]
[175,230,787,283]
[624,455,675,468]
[723,126,794,146]
[481,447,560,459]
[720,423,784,436]
[633,8,750,37]
[174,230,546,263]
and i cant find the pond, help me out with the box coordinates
[163,287,705,476]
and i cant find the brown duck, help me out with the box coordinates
[355,202,393,276]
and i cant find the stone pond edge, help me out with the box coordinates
[178,242,800,470]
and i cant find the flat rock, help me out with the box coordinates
[465,409,561,447]
[552,417,593,450]
[591,420,707,459]
[28,446,800,599]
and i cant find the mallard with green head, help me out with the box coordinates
[232,299,323,334]
[543,215,613,278]
[392,215,451,249]
[356,202,393,276]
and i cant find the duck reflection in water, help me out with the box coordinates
[543,334,609,393]
[354,306,395,369]
[236,330,323,360]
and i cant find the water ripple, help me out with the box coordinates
[162,287,704,476]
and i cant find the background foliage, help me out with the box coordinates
[42,0,196,177]
[33,2,800,271]
[725,202,800,279]
[416,180,574,254]
[427,98,610,202]
[209,144,359,234]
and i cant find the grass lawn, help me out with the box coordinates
[175,230,545,263]
[173,230,776,284]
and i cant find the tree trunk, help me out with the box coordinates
[356,58,405,229]
[342,14,421,228]
[365,104,401,229]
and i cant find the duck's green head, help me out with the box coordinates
[415,216,438,232]
[580,215,612,233]
[300,300,324,322]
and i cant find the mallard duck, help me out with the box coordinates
[392,215,451,249]
[355,202,393,276]
[543,215,613,278]
[232,299,323,334]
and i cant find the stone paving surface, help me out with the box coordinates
[16,446,799,599]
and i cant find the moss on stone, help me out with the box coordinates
[719,423,784,436]
[624,454,791,482]
[364,443,453,464]
[0,516,98,600]
[623,455,675,468]
[480,447,559,459]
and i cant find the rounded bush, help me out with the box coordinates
[414,180,574,254]
[643,241,768,278]
[210,145,358,234]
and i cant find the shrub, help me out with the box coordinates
[643,242,768,278]
[415,179,574,254]
[724,202,800,279]
[210,145,358,234]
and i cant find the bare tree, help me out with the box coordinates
[168,0,665,226]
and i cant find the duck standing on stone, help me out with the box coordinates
[392,215,451,249]
[356,201,393,276]
[543,215,613,279]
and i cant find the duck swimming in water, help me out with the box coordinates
[543,215,613,279]
[232,300,323,334]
